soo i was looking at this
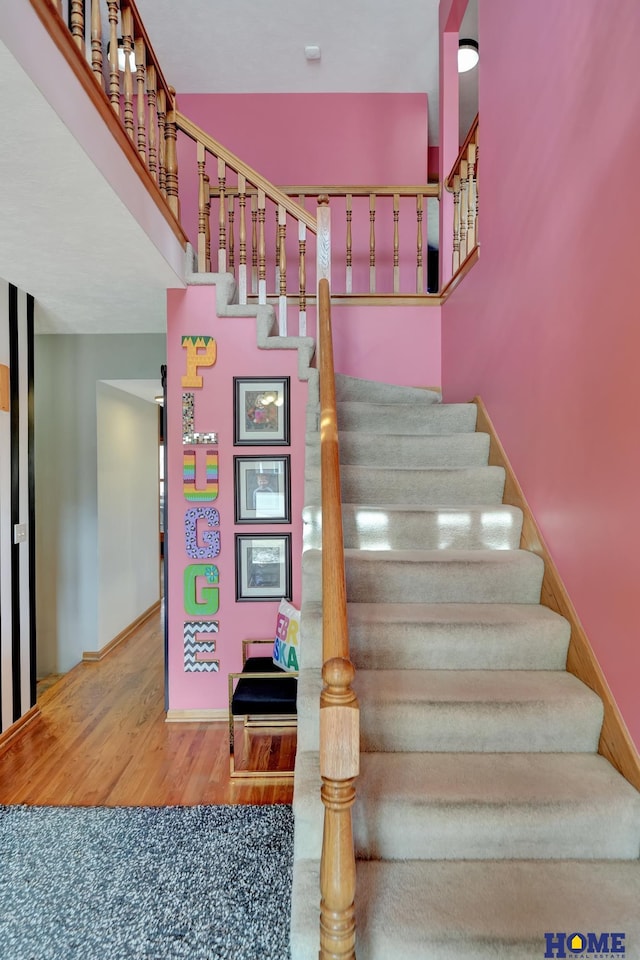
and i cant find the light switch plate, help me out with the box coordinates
[14,523,27,544]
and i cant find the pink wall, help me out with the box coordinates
[330,305,440,388]
[167,286,308,712]
[441,0,640,747]
[175,92,441,386]
[177,93,429,199]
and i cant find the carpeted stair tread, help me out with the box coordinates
[335,373,442,404]
[353,752,640,860]
[356,859,640,960]
[305,464,506,506]
[302,503,524,551]
[337,400,477,435]
[291,858,640,960]
[353,669,604,753]
[305,431,490,468]
[303,548,545,604]
[299,600,570,670]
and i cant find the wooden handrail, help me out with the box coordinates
[445,112,479,192]
[175,112,317,232]
[209,184,440,199]
[317,276,359,960]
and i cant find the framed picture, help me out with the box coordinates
[233,377,290,446]
[234,455,291,523]
[235,533,292,602]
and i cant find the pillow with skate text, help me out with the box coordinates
[272,599,300,673]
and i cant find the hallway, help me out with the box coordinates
[0,610,293,806]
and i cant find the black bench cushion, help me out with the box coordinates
[231,657,297,716]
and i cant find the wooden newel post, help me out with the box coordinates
[319,657,359,960]
[317,194,331,289]
[165,87,180,220]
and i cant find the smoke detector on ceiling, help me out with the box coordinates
[304,45,321,61]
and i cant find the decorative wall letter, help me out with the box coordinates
[182,392,195,441]
[183,621,220,672]
[185,507,221,559]
[182,392,219,445]
[183,449,219,502]
[181,336,217,387]
[184,564,219,615]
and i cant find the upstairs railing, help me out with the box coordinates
[41,0,181,222]
[39,0,480,309]
[202,183,441,304]
[317,274,359,960]
[445,113,479,276]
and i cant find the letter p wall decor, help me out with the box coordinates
[181,336,217,387]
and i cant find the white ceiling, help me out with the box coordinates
[135,0,478,145]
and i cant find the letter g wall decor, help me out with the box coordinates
[185,507,220,560]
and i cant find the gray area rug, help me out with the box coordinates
[0,804,293,960]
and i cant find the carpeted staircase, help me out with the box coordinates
[290,374,640,959]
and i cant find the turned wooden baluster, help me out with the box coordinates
[369,193,376,294]
[157,88,167,197]
[251,194,258,296]
[274,214,280,295]
[134,38,147,162]
[121,7,134,140]
[70,0,85,52]
[452,173,461,273]
[165,88,180,220]
[416,193,424,293]
[228,196,235,272]
[393,193,400,294]
[146,65,157,181]
[107,1,120,114]
[278,204,287,335]
[459,159,469,262]
[90,0,103,88]
[257,189,266,304]
[238,174,248,304]
[204,173,211,270]
[298,207,307,337]
[135,38,147,162]
[217,158,227,273]
[467,142,477,251]
[345,194,353,294]
[475,139,480,223]
[197,142,207,272]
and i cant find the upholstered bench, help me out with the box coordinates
[228,640,298,778]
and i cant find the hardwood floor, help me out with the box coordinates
[0,609,294,806]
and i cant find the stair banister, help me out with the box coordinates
[445,113,479,276]
[176,111,317,336]
[317,274,359,960]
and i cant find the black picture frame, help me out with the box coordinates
[234,455,291,524]
[233,377,290,446]
[235,533,292,602]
